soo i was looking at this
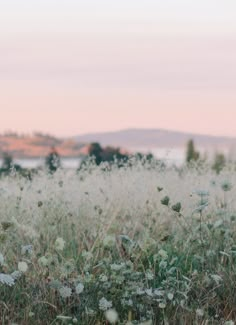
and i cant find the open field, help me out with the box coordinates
[0,159,236,324]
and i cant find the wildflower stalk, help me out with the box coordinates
[167,206,194,236]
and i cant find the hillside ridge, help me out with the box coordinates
[0,129,235,158]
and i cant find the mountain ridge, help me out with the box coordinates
[74,128,236,149]
[0,129,235,158]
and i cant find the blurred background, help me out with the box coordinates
[0,0,236,169]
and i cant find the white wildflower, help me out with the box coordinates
[167,293,174,301]
[196,309,204,317]
[11,271,22,280]
[99,274,108,282]
[159,260,168,269]
[211,274,223,285]
[114,275,124,284]
[81,250,93,260]
[154,289,164,297]
[75,283,84,294]
[158,249,168,260]
[111,263,125,272]
[105,309,118,323]
[55,237,66,251]
[29,311,35,318]
[145,289,153,297]
[59,286,72,298]
[0,273,15,286]
[103,235,116,247]
[38,256,48,267]
[18,261,28,273]
[21,245,33,255]
[122,299,133,307]
[99,297,112,311]
[159,302,166,309]
[145,270,154,280]
[84,272,93,283]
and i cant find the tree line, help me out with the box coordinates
[186,139,227,174]
[0,140,229,175]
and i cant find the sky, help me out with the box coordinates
[1,0,236,137]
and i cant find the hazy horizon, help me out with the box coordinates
[1,1,236,137]
[2,126,236,139]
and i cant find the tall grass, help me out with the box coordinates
[0,159,236,324]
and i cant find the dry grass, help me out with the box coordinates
[0,159,236,324]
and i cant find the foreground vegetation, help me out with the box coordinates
[0,159,236,324]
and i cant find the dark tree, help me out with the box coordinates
[101,146,128,163]
[0,152,22,175]
[212,152,226,174]
[88,143,103,165]
[186,139,200,163]
[45,147,61,173]
[87,143,129,166]
[2,152,13,170]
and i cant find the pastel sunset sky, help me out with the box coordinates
[1,0,236,137]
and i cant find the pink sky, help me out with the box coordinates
[1,1,236,137]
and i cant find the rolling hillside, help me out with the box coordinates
[0,134,88,158]
[0,129,235,158]
[75,128,236,150]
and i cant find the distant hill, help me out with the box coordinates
[74,129,236,150]
[0,134,88,158]
[1,129,236,159]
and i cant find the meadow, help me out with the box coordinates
[0,158,236,324]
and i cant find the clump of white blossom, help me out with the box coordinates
[55,237,66,251]
[75,283,84,294]
[0,273,15,286]
[18,261,28,273]
[59,286,72,298]
[99,297,113,311]
[105,309,118,323]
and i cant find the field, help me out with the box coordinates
[0,159,236,324]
